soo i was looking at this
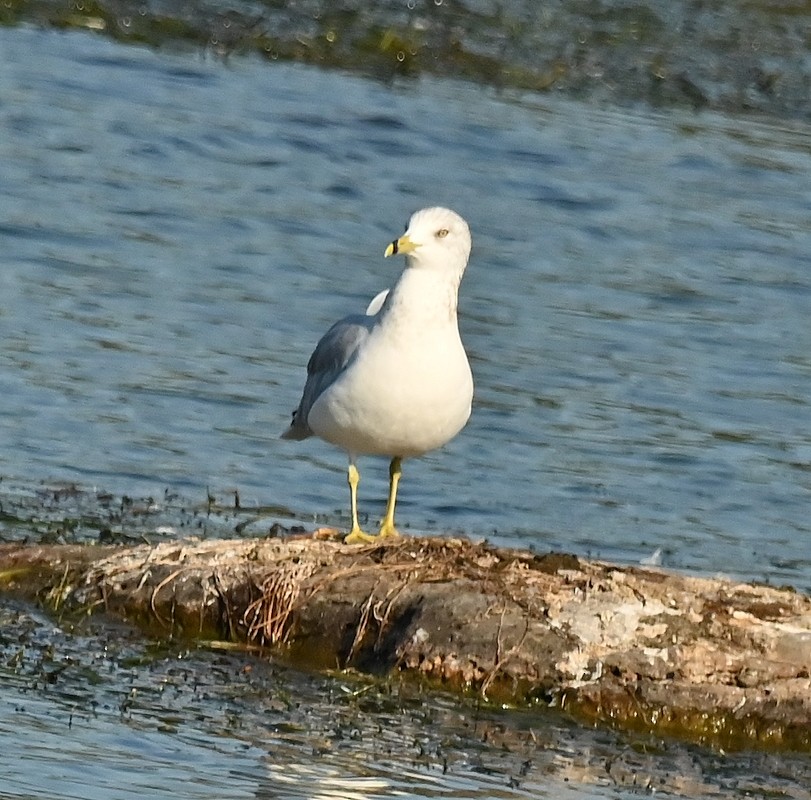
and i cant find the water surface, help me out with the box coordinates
[2,26,810,589]
[2,23,811,800]
[3,601,810,800]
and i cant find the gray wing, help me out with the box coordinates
[281,312,375,440]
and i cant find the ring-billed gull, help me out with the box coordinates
[282,207,474,544]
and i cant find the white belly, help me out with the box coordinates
[308,325,473,457]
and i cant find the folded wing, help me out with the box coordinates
[281,312,376,440]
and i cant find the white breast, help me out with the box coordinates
[307,268,473,457]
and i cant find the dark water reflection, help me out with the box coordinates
[3,602,811,800]
[1,27,810,591]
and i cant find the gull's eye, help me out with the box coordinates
[436,228,449,238]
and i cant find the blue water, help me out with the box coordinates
[2,27,810,587]
[3,26,810,589]
[2,22,811,800]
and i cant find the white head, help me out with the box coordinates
[385,207,472,279]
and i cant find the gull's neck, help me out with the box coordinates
[381,263,462,329]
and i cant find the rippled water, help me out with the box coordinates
[1,24,811,798]
[3,26,810,590]
[3,602,811,800]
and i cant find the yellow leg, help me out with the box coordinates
[378,456,402,539]
[344,461,376,544]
